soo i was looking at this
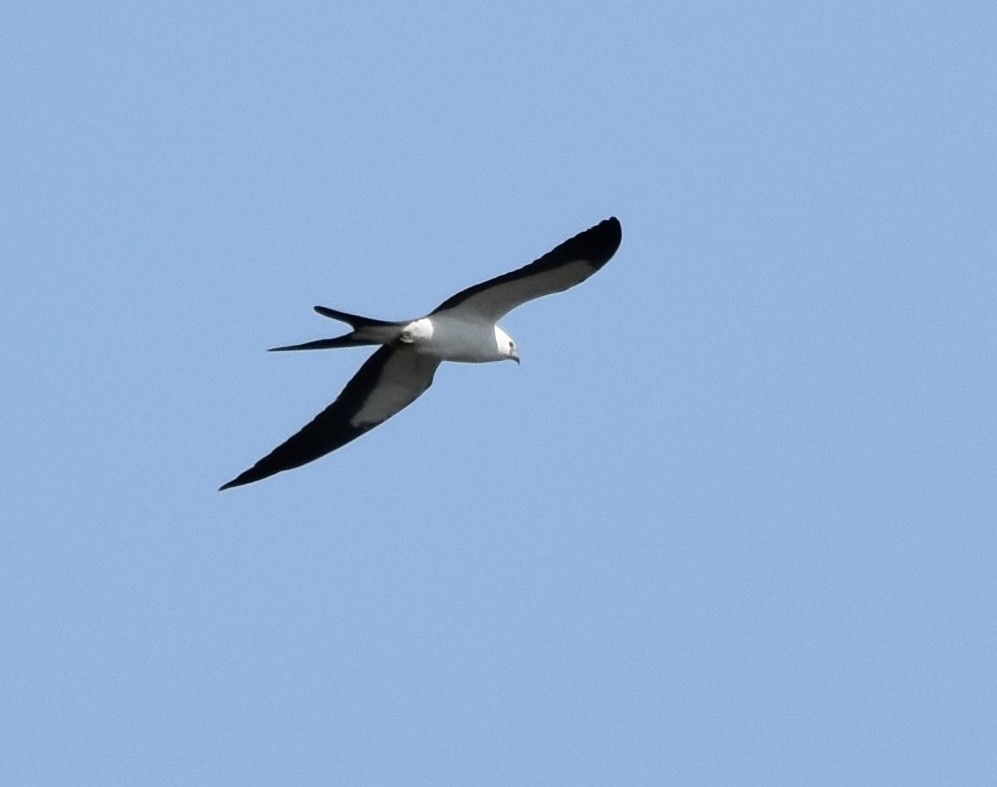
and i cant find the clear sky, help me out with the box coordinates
[3,1,994,783]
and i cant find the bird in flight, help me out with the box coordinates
[220,217,622,490]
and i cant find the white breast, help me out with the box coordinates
[414,314,505,363]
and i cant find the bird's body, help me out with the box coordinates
[220,217,622,490]
[401,315,513,363]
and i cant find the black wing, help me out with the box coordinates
[220,345,440,490]
[431,217,622,322]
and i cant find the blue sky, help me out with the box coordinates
[3,1,994,782]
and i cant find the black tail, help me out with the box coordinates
[269,336,372,352]
[313,306,399,329]
[267,306,406,351]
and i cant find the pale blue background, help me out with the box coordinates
[3,2,994,783]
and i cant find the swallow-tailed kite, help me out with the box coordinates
[220,216,622,490]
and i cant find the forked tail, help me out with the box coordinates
[269,305,406,352]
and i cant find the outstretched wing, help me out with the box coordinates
[220,345,440,489]
[432,217,622,322]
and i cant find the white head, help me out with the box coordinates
[494,325,520,364]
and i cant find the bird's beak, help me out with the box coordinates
[511,353,520,365]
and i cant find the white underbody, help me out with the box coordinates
[400,315,516,363]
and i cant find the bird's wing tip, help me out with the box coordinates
[219,475,248,491]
